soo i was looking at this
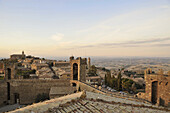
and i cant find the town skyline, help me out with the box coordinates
[0,0,170,57]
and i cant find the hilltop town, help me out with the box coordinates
[0,51,169,112]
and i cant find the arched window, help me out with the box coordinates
[73,63,78,80]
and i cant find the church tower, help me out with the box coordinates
[21,51,25,59]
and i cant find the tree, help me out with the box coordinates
[117,72,122,91]
[104,74,107,85]
[88,65,97,76]
[106,71,112,86]
[122,78,132,91]
[121,78,135,92]
[112,78,117,89]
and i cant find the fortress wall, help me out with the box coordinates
[0,81,7,106]
[80,65,86,82]
[70,80,105,95]
[8,79,70,105]
[157,79,170,106]
[79,82,105,94]
[138,73,170,107]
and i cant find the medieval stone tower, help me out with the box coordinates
[88,57,91,71]
[4,63,17,80]
[70,56,87,82]
[138,68,170,106]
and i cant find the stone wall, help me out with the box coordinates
[70,80,105,95]
[1,79,70,105]
[0,81,7,106]
[137,69,170,107]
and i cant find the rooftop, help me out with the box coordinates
[10,91,170,113]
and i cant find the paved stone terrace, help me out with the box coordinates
[10,92,83,113]
[86,91,152,107]
[45,99,170,113]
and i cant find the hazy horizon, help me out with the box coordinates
[1,55,170,61]
[1,0,170,57]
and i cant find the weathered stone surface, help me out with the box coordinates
[137,68,170,107]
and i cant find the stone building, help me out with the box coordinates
[0,62,4,69]
[0,56,89,106]
[10,51,26,60]
[86,76,101,85]
[31,63,49,70]
[53,61,70,67]
[0,69,4,74]
[59,72,70,80]
[137,68,170,107]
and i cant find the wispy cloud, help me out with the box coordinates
[76,5,170,43]
[75,37,170,48]
[51,33,64,41]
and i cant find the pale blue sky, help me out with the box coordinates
[0,0,170,57]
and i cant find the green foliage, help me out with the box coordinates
[35,93,49,103]
[105,71,117,89]
[106,71,112,86]
[88,65,97,76]
[117,72,122,91]
[104,74,107,85]
[104,70,142,92]
[121,78,133,91]
[124,70,136,77]
[111,78,117,88]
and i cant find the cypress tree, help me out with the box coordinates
[104,74,107,85]
[117,72,122,91]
